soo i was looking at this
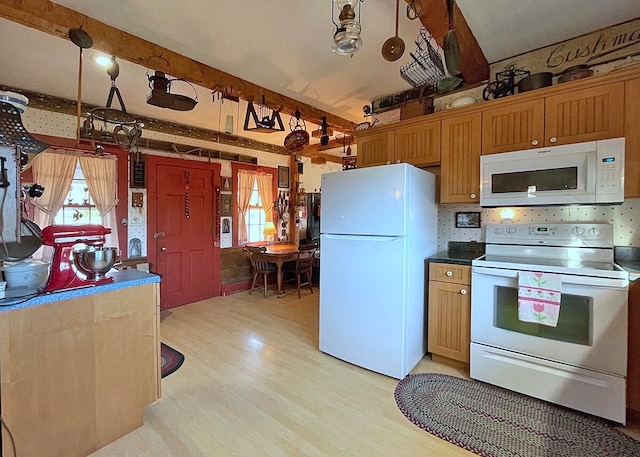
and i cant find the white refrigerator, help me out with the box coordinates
[319,163,438,379]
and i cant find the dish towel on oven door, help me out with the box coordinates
[517,271,562,327]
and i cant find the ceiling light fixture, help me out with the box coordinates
[331,0,364,56]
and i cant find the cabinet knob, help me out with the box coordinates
[470,193,477,199]
[446,271,453,277]
[386,161,391,164]
[396,160,401,163]
[460,289,467,295]
[549,137,557,143]
[531,140,539,146]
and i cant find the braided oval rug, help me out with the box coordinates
[394,373,640,457]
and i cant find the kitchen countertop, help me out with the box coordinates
[428,241,486,266]
[0,269,160,311]
[615,246,640,280]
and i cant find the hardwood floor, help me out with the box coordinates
[90,287,640,456]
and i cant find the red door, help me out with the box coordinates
[153,164,216,309]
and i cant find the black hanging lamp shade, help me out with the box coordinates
[0,101,49,154]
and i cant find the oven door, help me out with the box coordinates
[471,266,628,376]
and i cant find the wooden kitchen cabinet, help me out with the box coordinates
[393,120,441,166]
[356,130,394,168]
[624,77,640,198]
[482,99,546,154]
[482,83,624,155]
[440,112,482,203]
[428,263,471,366]
[0,282,160,457]
[545,82,624,146]
[356,119,440,168]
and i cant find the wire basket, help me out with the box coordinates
[400,28,446,88]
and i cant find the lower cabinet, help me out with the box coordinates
[428,263,471,366]
[0,283,160,457]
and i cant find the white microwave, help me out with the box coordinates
[480,137,625,207]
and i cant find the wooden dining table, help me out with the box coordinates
[262,243,299,295]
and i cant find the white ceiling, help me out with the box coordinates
[1,0,639,150]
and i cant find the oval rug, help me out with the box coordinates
[161,343,185,378]
[394,373,640,457]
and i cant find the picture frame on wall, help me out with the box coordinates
[221,176,231,192]
[278,166,289,188]
[455,211,481,228]
[221,194,232,217]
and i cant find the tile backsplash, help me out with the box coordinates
[437,200,640,252]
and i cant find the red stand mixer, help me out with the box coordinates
[42,224,118,292]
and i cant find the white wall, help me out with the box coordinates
[296,156,343,193]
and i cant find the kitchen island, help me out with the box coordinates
[0,270,161,457]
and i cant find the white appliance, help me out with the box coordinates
[480,137,625,207]
[319,163,437,379]
[471,223,629,424]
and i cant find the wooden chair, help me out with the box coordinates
[244,246,277,298]
[283,243,317,298]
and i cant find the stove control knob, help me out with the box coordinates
[589,227,601,237]
[505,227,517,234]
[493,227,504,235]
[572,226,585,236]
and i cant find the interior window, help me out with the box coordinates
[245,179,266,243]
[53,162,101,225]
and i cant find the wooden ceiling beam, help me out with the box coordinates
[405,0,489,84]
[0,0,357,134]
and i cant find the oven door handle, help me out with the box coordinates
[472,266,628,289]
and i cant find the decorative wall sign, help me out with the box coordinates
[222,176,231,192]
[220,194,232,217]
[131,158,146,188]
[490,18,640,79]
[278,166,290,189]
[455,212,481,228]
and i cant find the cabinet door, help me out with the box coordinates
[544,82,624,146]
[428,280,471,363]
[440,113,482,203]
[356,131,394,168]
[482,99,545,154]
[624,78,640,198]
[394,121,441,166]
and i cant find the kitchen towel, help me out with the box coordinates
[517,271,562,327]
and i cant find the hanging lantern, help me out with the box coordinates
[331,0,364,56]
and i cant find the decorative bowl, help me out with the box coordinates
[284,129,309,153]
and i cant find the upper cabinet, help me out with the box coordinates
[356,120,440,168]
[482,83,625,155]
[356,131,394,168]
[545,83,625,145]
[394,121,441,166]
[625,77,640,198]
[482,99,545,154]
[441,113,482,204]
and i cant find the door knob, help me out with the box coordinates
[160,247,167,251]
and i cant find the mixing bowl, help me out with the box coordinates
[73,247,118,279]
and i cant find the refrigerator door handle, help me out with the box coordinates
[323,234,400,242]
